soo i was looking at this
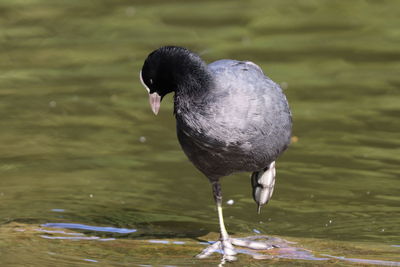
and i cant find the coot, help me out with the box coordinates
[140,46,292,260]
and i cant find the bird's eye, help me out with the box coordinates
[149,78,153,84]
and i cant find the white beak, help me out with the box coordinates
[149,92,161,115]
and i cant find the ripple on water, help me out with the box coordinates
[50,209,65,212]
[196,236,400,265]
[82,259,98,262]
[322,254,400,266]
[41,223,137,234]
[40,235,115,241]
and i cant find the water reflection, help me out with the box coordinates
[200,236,400,266]
[26,224,400,266]
[36,228,84,235]
[40,235,115,241]
[148,240,186,245]
[50,209,65,212]
[42,223,137,234]
[323,254,400,266]
[199,235,328,261]
[83,259,99,263]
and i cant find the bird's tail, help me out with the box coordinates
[251,161,276,214]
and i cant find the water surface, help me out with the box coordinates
[0,0,399,266]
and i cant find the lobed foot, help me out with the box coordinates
[196,236,277,261]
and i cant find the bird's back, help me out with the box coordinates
[176,59,292,179]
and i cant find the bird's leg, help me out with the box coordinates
[196,180,276,260]
[196,181,236,260]
[213,181,229,241]
[213,182,237,258]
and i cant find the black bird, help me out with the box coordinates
[140,46,292,260]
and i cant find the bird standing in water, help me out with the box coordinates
[140,46,292,260]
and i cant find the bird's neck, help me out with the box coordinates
[174,58,211,97]
[171,53,212,113]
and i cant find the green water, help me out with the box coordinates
[0,0,399,266]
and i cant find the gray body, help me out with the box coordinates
[174,60,292,180]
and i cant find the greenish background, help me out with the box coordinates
[0,0,399,266]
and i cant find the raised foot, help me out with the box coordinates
[196,236,277,261]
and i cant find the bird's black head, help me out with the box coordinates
[141,47,185,96]
[140,46,206,115]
